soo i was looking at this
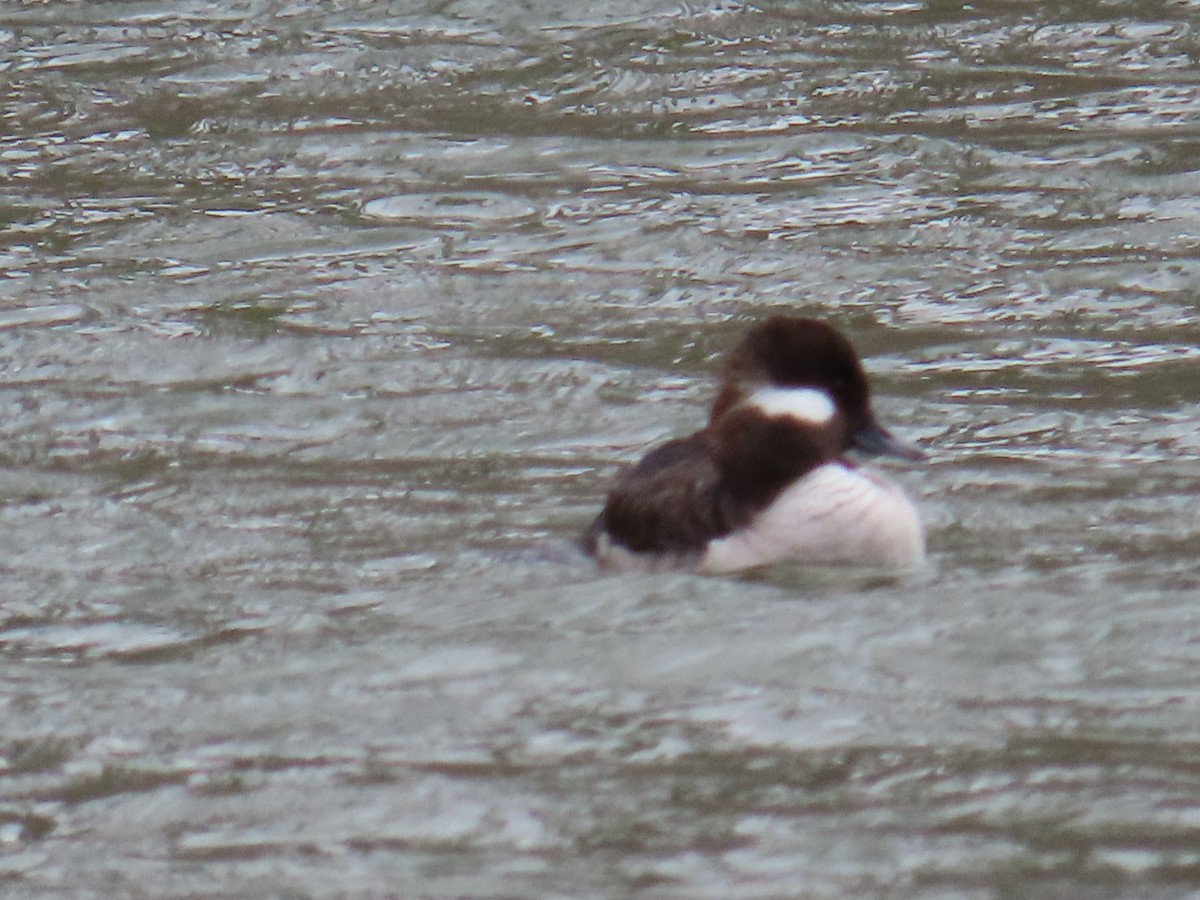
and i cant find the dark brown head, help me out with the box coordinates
[709,316,923,463]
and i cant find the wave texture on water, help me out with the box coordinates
[1,1,1199,896]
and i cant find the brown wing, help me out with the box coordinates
[584,432,735,556]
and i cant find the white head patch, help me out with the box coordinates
[745,386,836,426]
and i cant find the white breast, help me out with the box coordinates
[700,462,925,573]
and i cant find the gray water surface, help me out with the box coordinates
[2,2,1200,897]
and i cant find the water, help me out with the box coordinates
[2,1,1199,896]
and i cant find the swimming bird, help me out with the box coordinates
[583,316,925,573]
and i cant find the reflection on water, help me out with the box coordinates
[2,1,1199,896]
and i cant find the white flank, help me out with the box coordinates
[745,386,836,425]
[700,463,925,573]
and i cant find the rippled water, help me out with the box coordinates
[2,1,1200,896]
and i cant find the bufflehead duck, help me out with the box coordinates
[583,316,925,573]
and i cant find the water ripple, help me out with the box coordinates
[3,1,1200,897]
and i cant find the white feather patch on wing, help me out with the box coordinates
[745,386,836,425]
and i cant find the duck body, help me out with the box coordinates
[584,317,925,574]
